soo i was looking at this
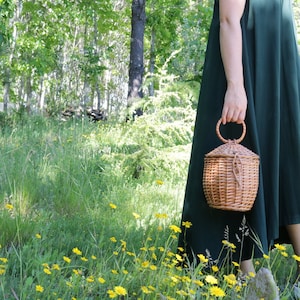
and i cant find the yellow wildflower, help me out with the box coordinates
[107,290,117,298]
[43,268,51,275]
[197,254,208,263]
[169,224,181,233]
[182,221,192,228]
[141,286,151,294]
[114,286,127,296]
[0,269,6,275]
[110,237,117,243]
[109,203,117,209]
[86,276,94,283]
[263,254,270,259]
[155,179,164,185]
[81,257,88,262]
[35,285,44,293]
[98,277,106,284]
[224,274,237,285]
[0,258,8,264]
[35,233,42,239]
[274,243,286,251]
[293,254,300,262]
[52,264,60,270]
[132,212,140,219]
[193,280,204,287]
[91,255,97,260]
[72,247,82,256]
[63,256,71,264]
[5,204,13,211]
[212,265,219,272]
[205,275,218,285]
[210,286,226,297]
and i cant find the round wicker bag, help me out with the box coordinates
[203,119,260,212]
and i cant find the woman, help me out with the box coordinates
[178,0,300,276]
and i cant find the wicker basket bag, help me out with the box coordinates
[203,119,260,212]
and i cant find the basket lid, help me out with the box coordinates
[205,119,259,158]
[205,141,259,158]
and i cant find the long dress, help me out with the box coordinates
[178,0,300,264]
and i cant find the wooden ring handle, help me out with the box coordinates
[216,119,246,144]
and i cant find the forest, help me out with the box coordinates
[0,1,300,299]
[0,0,215,120]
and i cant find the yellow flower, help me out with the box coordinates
[248,271,256,278]
[224,274,237,285]
[43,268,51,275]
[263,254,270,259]
[150,265,157,271]
[155,179,164,185]
[232,261,240,268]
[0,269,6,275]
[212,265,219,272]
[169,225,181,233]
[132,212,141,219]
[141,286,151,294]
[274,243,286,251]
[63,256,71,264]
[205,275,218,285]
[98,277,106,284]
[114,286,127,296]
[222,240,236,249]
[111,269,118,275]
[91,255,97,260]
[110,237,117,243]
[0,258,8,264]
[281,251,288,257]
[107,290,117,298]
[155,213,168,219]
[35,233,42,239]
[109,203,117,209]
[293,254,300,262]
[141,261,150,268]
[5,204,13,211]
[72,247,82,256]
[81,257,88,262]
[113,251,119,256]
[86,276,94,283]
[197,254,208,263]
[193,280,204,287]
[122,269,128,274]
[73,269,79,275]
[52,264,60,270]
[209,286,226,297]
[182,221,192,228]
[35,285,44,293]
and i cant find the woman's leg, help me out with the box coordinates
[286,224,300,278]
[240,259,255,274]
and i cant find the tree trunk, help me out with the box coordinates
[127,0,146,110]
[148,28,156,97]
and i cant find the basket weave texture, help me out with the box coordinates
[203,120,260,212]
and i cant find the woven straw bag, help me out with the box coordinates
[203,119,260,212]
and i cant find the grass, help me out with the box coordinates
[0,114,298,299]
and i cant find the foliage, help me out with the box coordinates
[0,112,298,299]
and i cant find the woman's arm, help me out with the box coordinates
[219,0,247,124]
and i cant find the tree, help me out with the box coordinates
[127,0,146,117]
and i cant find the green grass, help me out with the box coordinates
[0,114,298,299]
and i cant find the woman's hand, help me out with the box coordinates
[221,82,247,124]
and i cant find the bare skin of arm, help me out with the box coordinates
[219,0,247,124]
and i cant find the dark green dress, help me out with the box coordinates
[178,0,300,264]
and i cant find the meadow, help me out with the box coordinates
[0,106,299,299]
